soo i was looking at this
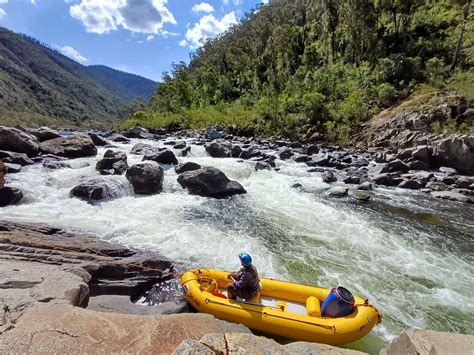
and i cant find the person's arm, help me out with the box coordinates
[234,271,251,289]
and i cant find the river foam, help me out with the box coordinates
[2,137,473,352]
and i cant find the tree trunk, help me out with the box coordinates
[450,0,473,72]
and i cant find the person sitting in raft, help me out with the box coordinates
[227,252,260,300]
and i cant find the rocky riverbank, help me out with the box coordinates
[1,220,472,354]
[0,121,473,207]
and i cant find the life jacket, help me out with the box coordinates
[238,265,260,292]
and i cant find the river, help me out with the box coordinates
[2,137,473,354]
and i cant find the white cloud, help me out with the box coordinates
[58,45,89,63]
[30,0,36,4]
[0,0,8,4]
[223,0,242,5]
[179,39,187,46]
[184,11,237,49]
[69,0,176,35]
[192,2,214,13]
[146,34,154,41]
[0,8,6,19]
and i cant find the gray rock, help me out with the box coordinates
[0,150,34,166]
[96,150,128,175]
[289,141,303,149]
[426,181,448,191]
[412,145,431,163]
[455,177,474,189]
[398,179,425,190]
[126,162,164,194]
[108,133,131,143]
[306,144,319,155]
[407,160,430,171]
[205,142,231,158]
[40,136,98,158]
[28,127,61,142]
[177,167,246,198]
[240,146,260,160]
[175,162,201,174]
[293,154,309,163]
[89,133,108,146]
[439,166,457,175]
[431,191,472,204]
[381,329,474,355]
[328,186,349,197]
[343,175,360,184]
[255,161,271,171]
[231,145,242,158]
[352,191,371,201]
[372,173,395,186]
[322,171,337,183]
[123,126,148,139]
[0,126,39,157]
[432,136,474,175]
[278,147,293,160]
[70,178,121,203]
[143,149,178,165]
[130,143,154,155]
[174,141,187,149]
[358,182,373,190]
[0,187,23,207]
[4,163,21,173]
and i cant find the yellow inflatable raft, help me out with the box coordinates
[181,269,382,345]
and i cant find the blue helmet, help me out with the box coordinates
[239,252,252,267]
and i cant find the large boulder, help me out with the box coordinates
[143,149,178,165]
[205,142,231,158]
[28,127,61,142]
[177,167,247,198]
[88,133,108,146]
[174,333,365,355]
[175,162,201,175]
[0,187,23,207]
[0,303,250,354]
[381,329,474,355]
[96,150,128,175]
[123,126,149,139]
[0,126,39,157]
[130,143,155,155]
[126,162,164,194]
[0,150,34,166]
[70,178,121,203]
[40,136,97,158]
[432,136,474,175]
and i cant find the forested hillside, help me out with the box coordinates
[87,65,157,102]
[0,27,156,128]
[125,0,473,143]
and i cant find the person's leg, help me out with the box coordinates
[227,284,237,299]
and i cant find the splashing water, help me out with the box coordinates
[2,138,473,353]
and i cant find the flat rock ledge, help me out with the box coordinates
[0,303,250,354]
[381,329,474,355]
[174,333,365,355]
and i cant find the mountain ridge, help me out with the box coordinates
[0,27,156,128]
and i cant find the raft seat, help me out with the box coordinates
[306,296,322,317]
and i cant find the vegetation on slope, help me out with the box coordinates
[124,0,474,143]
[0,27,156,128]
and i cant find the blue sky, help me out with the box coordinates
[0,0,269,81]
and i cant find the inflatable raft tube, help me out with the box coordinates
[181,269,382,345]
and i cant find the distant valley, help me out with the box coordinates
[0,27,156,128]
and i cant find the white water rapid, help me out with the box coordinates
[2,137,473,353]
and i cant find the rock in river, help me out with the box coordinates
[96,150,128,175]
[322,171,337,183]
[0,126,39,157]
[143,149,178,165]
[70,178,121,203]
[431,190,472,204]
[126,162,164,194]
[328,186,349,198]
[177,167,247,198]
[28,127,61,142]
[0,160,5,188]
[0,186,23,207]
[205,142,231,158]
[40,136,97,158]
[175,162,201,174]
